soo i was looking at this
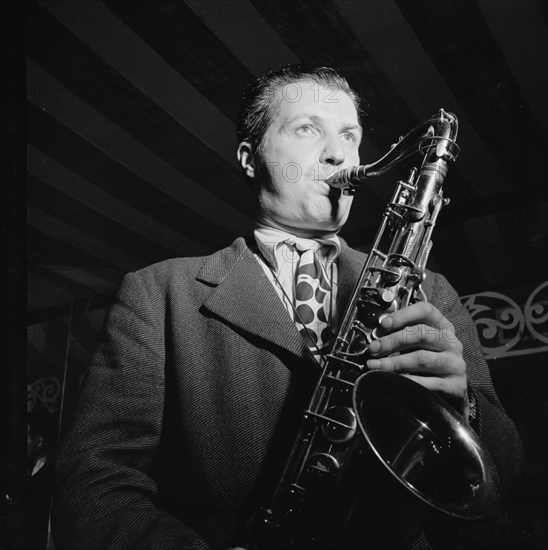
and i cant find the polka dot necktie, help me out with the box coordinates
[290,239,334,357]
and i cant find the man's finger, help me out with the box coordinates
[368,324,456,356]
[379,301,456,336]
[367,349,459,375]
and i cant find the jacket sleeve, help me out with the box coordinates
[52,271,210,550]
[429,272,525,496]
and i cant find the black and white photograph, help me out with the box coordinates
[4,1,548,549]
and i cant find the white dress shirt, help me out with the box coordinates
[253,225,341,330]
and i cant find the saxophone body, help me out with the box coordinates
[246,110,499,549]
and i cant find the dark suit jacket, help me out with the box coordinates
[52,237,524,550]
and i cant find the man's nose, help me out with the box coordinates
[320,135,345,165]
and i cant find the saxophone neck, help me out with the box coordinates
[326,109,459,191]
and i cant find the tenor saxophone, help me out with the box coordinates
[245,109,499,550]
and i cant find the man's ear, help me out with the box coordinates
[237,141,257,178]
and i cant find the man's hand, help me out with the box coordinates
[366,301,470,420]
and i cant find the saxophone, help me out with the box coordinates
[245,109,499,549]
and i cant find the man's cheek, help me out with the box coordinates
[279,162,303,184]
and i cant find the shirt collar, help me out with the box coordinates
[254,225,341,272]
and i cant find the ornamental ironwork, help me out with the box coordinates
[461,281,548,359]
[27,376,61,413]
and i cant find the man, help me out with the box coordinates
[53,66,523,550]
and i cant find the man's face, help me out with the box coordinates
[248,79,362,237]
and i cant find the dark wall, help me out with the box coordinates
[490,354,548,549]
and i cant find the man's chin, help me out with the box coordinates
[293,218,345,238]
[257,211,347,237]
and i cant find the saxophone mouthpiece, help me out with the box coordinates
[325,166,371,192]
[324,170,348,188]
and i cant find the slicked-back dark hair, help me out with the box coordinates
[237,65,362,156]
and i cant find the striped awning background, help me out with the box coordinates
[27,0,548,374]
[20,4,548,547]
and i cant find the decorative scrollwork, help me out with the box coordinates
[524,281,548,345]
[461,292,523,358]
[461,281,548,359]
[27,376,61,413]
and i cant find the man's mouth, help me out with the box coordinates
[315,180,341,197]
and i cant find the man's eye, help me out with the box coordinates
[342,132,357,142]
[297,125,316,135]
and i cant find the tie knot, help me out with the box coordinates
[285,238,336,260]
[285,237,320,254]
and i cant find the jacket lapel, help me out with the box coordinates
[198,238,311,361]
[198,237,367,363]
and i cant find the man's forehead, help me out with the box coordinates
[272,79,359,123]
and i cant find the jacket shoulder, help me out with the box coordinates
[124,237,249,288]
